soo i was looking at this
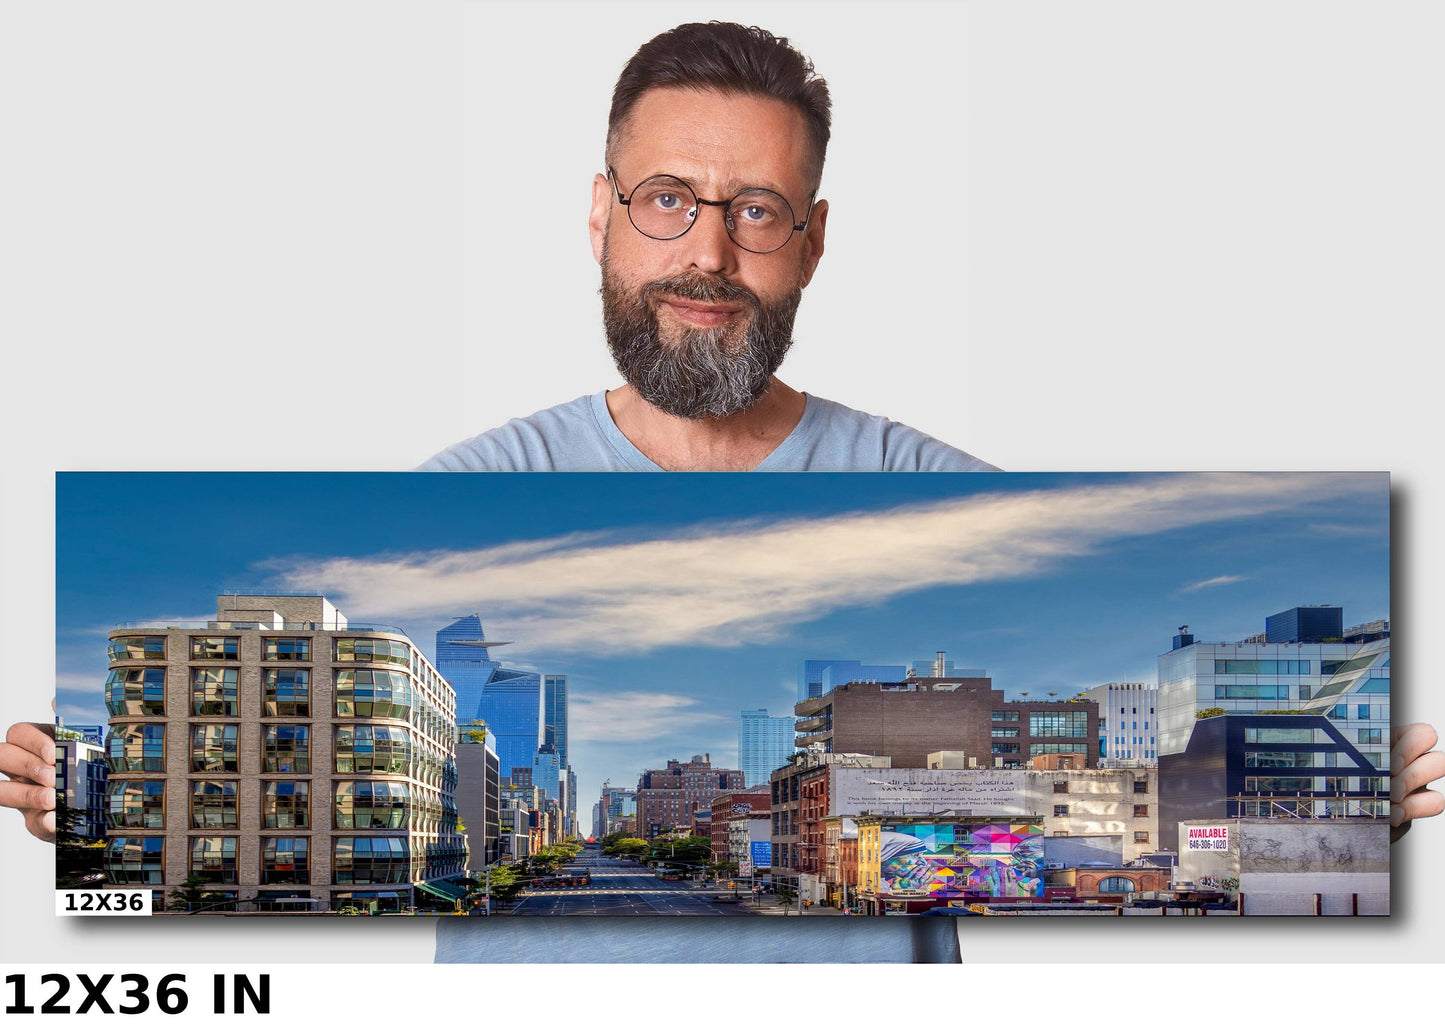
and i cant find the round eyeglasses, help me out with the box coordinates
[608,167,814,255]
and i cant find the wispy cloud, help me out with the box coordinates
[1180,574,1249,594]
[568,691,729,743]
[267,473,1381,657]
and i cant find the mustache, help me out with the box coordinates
[640,273,763,313]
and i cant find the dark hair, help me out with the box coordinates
[607,22,832,183]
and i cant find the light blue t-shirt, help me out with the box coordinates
[426,390,986,961]
[420,391,997,472]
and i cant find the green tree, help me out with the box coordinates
[54,796,104,886]
[463,719,488,745]
[167,874,227,912]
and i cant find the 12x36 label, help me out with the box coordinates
[55,889,152,916]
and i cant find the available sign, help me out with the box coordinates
[1186,825,1230,851]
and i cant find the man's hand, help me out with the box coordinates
[0,721,57,844]
[1391,723,1445,836]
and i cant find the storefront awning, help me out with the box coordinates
[417,880,469,902]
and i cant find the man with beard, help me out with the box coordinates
[423,22,993,473]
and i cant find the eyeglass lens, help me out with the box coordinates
[626,175,797,254]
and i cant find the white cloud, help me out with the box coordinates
[269,473,1382,657]
[1180,574,1249,593]
[568,691,728,743]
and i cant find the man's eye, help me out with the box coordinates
[740,205,770,222]
[654,193,682,210]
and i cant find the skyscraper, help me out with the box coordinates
[543,674,569,767]
[738,709,795,787]
[434,615,541,779]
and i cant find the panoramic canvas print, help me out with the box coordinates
[54,471,1392,917]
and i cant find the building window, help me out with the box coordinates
[991,710,1019,722]
[991,727,1020,738]
[105,668,166,716]
[263,637,310,661]
[1133,804,1149,817]
[262,781,310,829]
[334,781,411,828]
[1052,781,1069,793]
[1357,705,1371,720]
[1133,780,1149,794]
[1298,685,1313,700]
[1213,684,1291,700]
[1030,711,1090,738]
[333,836,410,884]
[334,669,414,720]
[106,780,165,828]
[259,668,311,716]
[1358,728,1383,745]
[1330,705,1348,720]
[1053,805,1069,816]
[1246,750,1316,768]
[191,636,239,660]
[1359,776,1386,793]
[261,838,310,884]
[991,743,1019,755]
[262,725,310,773]
[105,725,165,772]
[191,667,239,716]
[191,781,238,828]
[191,836,238,883]
[1052,830,1069,837]
[334,725,410,774]
[1132,832,1149,844]
[1097,876,1136,894]
[191,725,238,772]
[105,837,164,885]
[1032,743,1088,757]
[108,636,166,661]
[1213,659,1310,675]
[335,637,411,667]
[1245,776,1312,793]
[1244,727,1315,744]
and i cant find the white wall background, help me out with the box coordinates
[2,0,1440,994]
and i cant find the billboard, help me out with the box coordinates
[878,823,1045,899]
[833,769,1027,816]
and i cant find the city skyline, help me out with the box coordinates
[56,472,1389,827]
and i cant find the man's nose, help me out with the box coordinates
[675,202,737,276]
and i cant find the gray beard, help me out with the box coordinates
[601,256,802,420]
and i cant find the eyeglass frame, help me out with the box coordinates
[606,166,817,254]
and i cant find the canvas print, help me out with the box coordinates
[53,471,1391,917]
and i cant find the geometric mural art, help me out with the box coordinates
[878,823,1045,899]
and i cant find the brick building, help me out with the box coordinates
[634,754,744,840]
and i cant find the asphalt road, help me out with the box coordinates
[503,851,757,916]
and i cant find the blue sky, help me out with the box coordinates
[56,472,1389,829]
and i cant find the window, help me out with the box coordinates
[1214,685,1291,700]
[1052,805,1069,816]
[106,780,165,828]
[991,710,1019,722]
[991,727,1019,737]
[1357,678,1389,694]
[1052,781,1069,793]
[333,837,410,884]
[1357,704,1371,720]
[1052,830,1069,837]
[1245,776,1312,793]
[334,669,413,720]
[1298,685,1313,700]
[334,781,410,828]
[1133,804,1149,817]
[1213,659,1310,675]
[1132,832,1149,844]
[262,725,310,773]
[263,637,310,661]
[1244,727,1315,744]
[1031,743,1088,757]
[335,637,411,666]
[1359,776,1386,793]
[991,743,1019,755]
[261,838,310,884]
[334,725,410,774]
[105,837,164,885]
[258,668,310,717]
[1097,876,1136,894]
[191,667,239,716]
[1329,704,1348,720]
[1357,728,1382,745]
[1030,711,1089,738]
[191,724,238,772]
[108,636,165,661]
[105,725,165,772]
[105,668,166,716]
[1133,780,1149,794]
[191,781,238,828]
[1246,750,1316,768]
[191,636,239,660]
[263,781,310,829]
[191,837,238,883]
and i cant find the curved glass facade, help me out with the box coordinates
[332,836,410,884]
[261,838,309,884]
[334,725,410,774]
[335,637,411,667]
[261,725,309,773]
[105,668,166,716]
[105,836,165,885]
[108,636,166,662]
[261,781,309,829]
[191,781,238,828]
[334,781,411,828]
[191,836,238,883]
[262,668,310,716]
[106,779,165,828]
[105,724,165,772]
[191,667,239,716]
[191,724,238,772]
[334,669,413,720]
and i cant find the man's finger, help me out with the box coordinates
[0,742,57,787]
[1391,749,1445,803]
[1391,789,1445,827]
[0,779,57,812]
[24,808,56,844]
[4,722,56,764]
[1390,722,1439,771]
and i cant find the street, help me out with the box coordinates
[503,851,756,916]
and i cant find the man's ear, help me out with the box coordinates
[589,173,612,264]
[799,198,828,288]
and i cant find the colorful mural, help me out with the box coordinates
[878,822,1044,899]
